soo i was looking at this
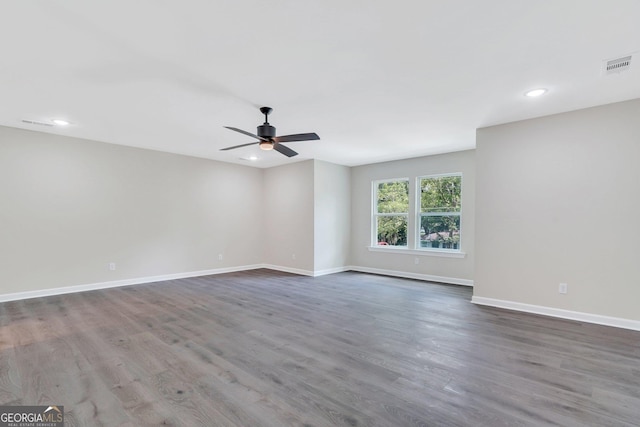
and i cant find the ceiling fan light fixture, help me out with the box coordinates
[259,140,274,150]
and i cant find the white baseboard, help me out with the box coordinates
[247,264,349,277]
[347,265,473,286]
[0,264,351,303]
[471,296,640,332]
[0,264,264,303]
[5,266,637,332]
[261,264,315,277]
[0,263,470,304]
[312,266,351,277]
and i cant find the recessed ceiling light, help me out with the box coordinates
[248,156,258,161]
[524,88,547,98]
[52,119,71,126]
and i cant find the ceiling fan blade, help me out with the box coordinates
[224,126,268,141]
[273,143,298,157]
[273,132,320,143]
[220,142,258,151]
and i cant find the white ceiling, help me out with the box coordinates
[1,1,639,168]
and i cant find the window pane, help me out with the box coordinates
[377,181,409,213]
[419,215,460,249]
[420,176,461,213]
[377,216,407,246]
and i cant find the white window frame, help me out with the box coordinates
[371,178,410,248]
[416,173,462,253]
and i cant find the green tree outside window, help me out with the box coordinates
[375,180,408,246]
[419,175,461,249]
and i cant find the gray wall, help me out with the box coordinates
[314,160,351,273]
[475,98,640,321]
[0,126,264,294]
[0,127,351,296]
[7,96,639,327]
[350,150,475,284]
[262,160,315,273]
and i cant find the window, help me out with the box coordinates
[371,174,463,254]
[373,179,409,247]
[418,174,461,250]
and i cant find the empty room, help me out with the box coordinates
[1,1,639,426]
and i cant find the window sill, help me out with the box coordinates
[367,246,466,258]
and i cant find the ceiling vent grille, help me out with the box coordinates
[604,55,632,75]
[21,119,54,127]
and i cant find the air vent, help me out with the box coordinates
[604,55,632,75]
[22,119,54,127]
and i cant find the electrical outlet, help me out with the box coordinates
[559,283,568,294]
[218,254,223,261]
[109,262,116,271]
[414,257,420,265]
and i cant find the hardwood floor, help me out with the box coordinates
[0,269,638,426]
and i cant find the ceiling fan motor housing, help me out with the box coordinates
[257,124,276,139]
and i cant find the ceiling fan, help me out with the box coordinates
[221,107,319,157]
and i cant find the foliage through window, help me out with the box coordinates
[419,175,461,250]
[371,174,462,251]
[374,179,409,246]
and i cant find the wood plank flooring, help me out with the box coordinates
[0,269,639,426]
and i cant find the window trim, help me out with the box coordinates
[367,245,466,258]
[371,177,410,248]
[416,173,463,254]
